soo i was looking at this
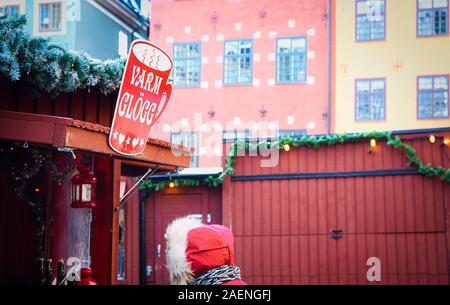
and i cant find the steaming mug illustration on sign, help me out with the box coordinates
[109,40,173,156]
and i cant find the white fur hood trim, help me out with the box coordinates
[165,216,203,285]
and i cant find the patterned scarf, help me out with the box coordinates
[192,265,241,285]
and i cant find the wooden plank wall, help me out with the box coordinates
[0,76,117,126]
[227,135,450,284]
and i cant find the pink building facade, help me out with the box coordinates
[149,0,330,167]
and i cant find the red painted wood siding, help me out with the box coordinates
[224,134,450,284]
[0,77,117,126]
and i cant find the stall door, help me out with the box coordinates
[145,186,221,284]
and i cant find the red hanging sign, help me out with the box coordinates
[109,40,173,156]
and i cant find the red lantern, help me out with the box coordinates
[73,267,97,285]
[71,162,97,208]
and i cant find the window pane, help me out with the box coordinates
[356,79,385,120]
[434,0,448,8]
[356,16,370,40]
[276,55,290,82]
[174,45,187,58]
[434,9,447,34]
[371,80,385,93]
[418,10,433,35]
[434,92,449,117]
[419,0,433,9]
[440,10,447,33]
[356,1,369,14]
[173,61,186,86]
[224,40,252,84]
[225,41,238,55]
[418,77,433,90]
[50,3,62,31]
[370,95,385,119]
[224,57,238,84]
[371,20,385,38]
[356,95,370,120]
[367,0,385,21]
[292,38,306,52]
[356,81,370,93]
[186,59,199,85]
[173,43,200,86]
[434,76,448,89]
[187,44,200,57]
[238,57,251,83]
[239,40,251,51]
[276,37,306,83]
[277,39,291,53]
[418,92,433,118]
[40,4,49,31]
[293,54,306,82]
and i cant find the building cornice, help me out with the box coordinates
[93,0,149,36]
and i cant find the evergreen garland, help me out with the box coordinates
[0,15,125,97]
[0,142,74,259]
[140,131,450,191]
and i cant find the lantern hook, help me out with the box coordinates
[57,147,76,160]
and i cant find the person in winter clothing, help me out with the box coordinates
[164,215,247,285]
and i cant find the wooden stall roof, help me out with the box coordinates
[0,110,191,169]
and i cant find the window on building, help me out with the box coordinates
[224,40,252,85]
[222,130,250,141]
[355,78,386,120]
[173,43,201,87]
[171,132,199,167]
[276,37,307,83]
[278,130,307,138]
[356,0,386,41]
[417,0,448,36]
[39,2,62,32]
[0,5,20,17]
[417,75,449,118]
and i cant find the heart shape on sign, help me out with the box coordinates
[132,138,140,148]
[119,133,125,145]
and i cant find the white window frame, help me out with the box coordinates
[0,0,26,17]
[33,0,67,36]
[118,31,128,58]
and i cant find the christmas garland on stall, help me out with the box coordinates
[0,15,125,97]
[140,131,450,191]
[0,142,73,259]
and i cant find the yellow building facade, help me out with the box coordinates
[334,0,450,133]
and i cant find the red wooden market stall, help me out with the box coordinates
[0,15,191,285]
[0,76,191,285]
[140,129,450,285]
